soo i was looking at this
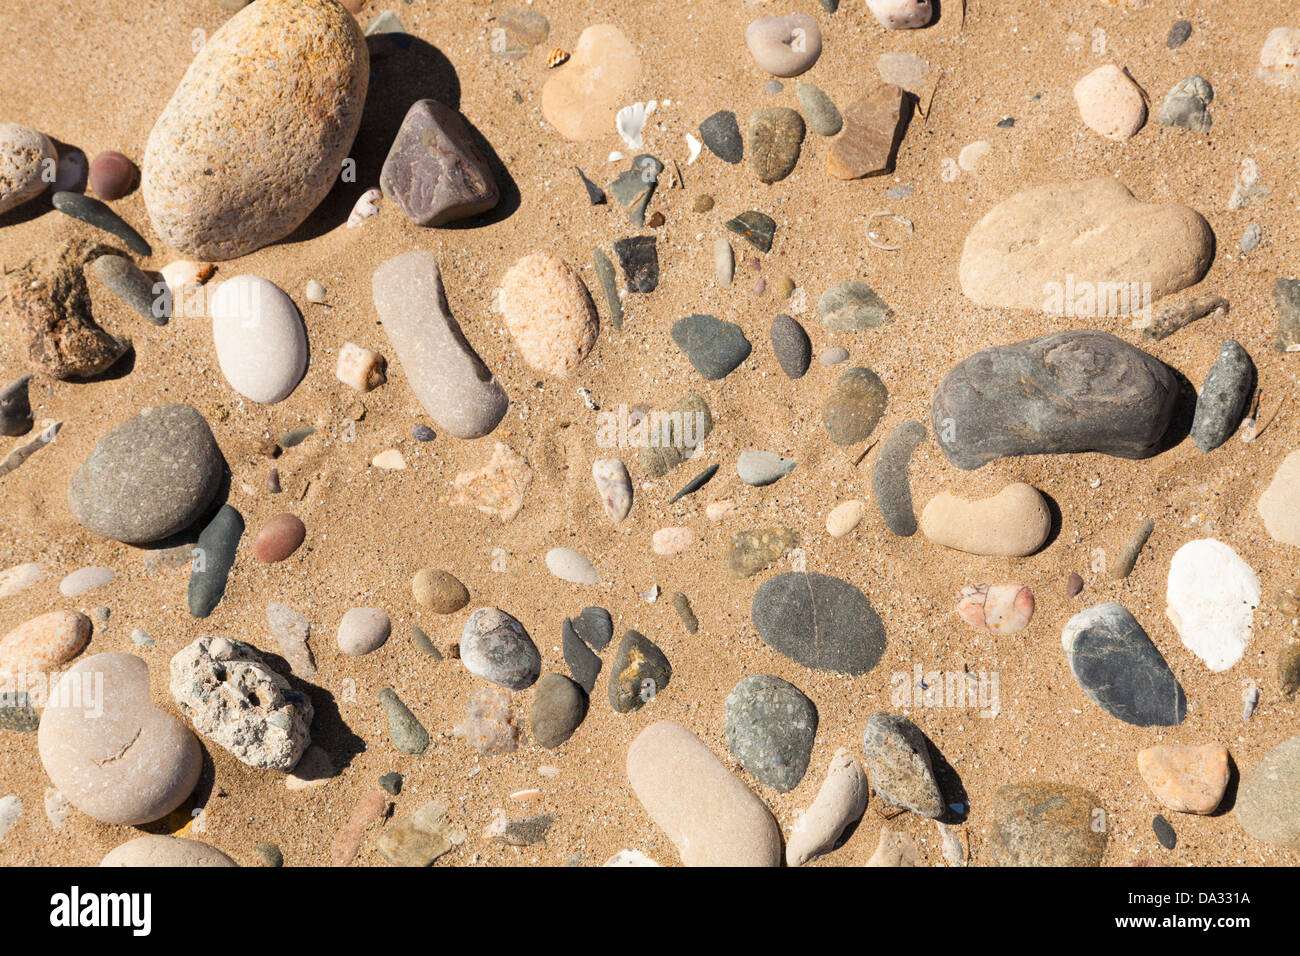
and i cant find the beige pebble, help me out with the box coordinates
[0,610,91,674]
[826,500,865,537]
[500,252,598,377]
[1257,27,1300,91]
[337,342,387,392]
[0,562,46,599]
[328,790,389,866]
[652,527,696,556]
[920,483,1051,557]
[787,748,868,866]
[371,449,406,470]
[1137,743,1230,815]
[866,826,921,866]
[1073,65,1146,141]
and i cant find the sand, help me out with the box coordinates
[0,0,1297,866]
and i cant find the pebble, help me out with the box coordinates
[932,331,1177,469]
[1257,28,1300,91]
[542,24,641,140]
[253,843,284,867]
[1137,743,1230,815]
[170,636,312,770]
[591,458,633,522]
[88,150,138,201]
[1280,644,1300,695]
[501,253,599,377]
[451,442,532,521]
[958,140,992,173]
[867,827,921,866]
[726,527,800,579]
[826,499,866,538]
[0,610,91,675]
[818,280,894,332]
[461,607,540,690]
[141,0,367,259]
[377,800,464,867]
[329,791,390,865]
[303,278,326,303]
[378,772,403,797]
[38,653,201,824]
[770,313,811,379]
[0,562,44,599]
[988,783,1106,866]
[571,606,613,650]
[640,393,713,478]
[253,512,306,563]
[613,235,659,293]
[725,210,777,253]
[50,192,150,256]
[819,346,849,365]
[93,254,166,325]
[373,251,508,439]
[745,15,822,77]
[492,7,549,59]
[796,82,842,136]
[868,0,933,29]
[1062,603,1186,727]
[960,179,1212,313]
[266,602,316,678]
[59,566,115,597]
[412,568,469,613]
[1190,340,1254,452]
[752,571,886,675]
[1145,295,1230,342]
[1159,75,1214,133]
[69,404,222,544]
[53,148,86,192]
[699,110,743,165]
[672,314,752,380]
[336,342,386,392]
[1153,815,1177,850]
[378,687,429,756]
[608,154,662,227]
[1074,65,1147,140]
[0,694,39,733]
[694,194,714,213]
[786,749,868,866]
[211,275,308,404]
[412,424,435,442]
[0,374,33,437]
[652,527,695,555]
[956,584,1035,635]
[189,505,243,618]
[1165,538,1260,672]
[530,673,586,748]
[1241,223,1262,254]
[827,85,908,179]
[737,450,797,487]
[546,547,599,585]
[346,187,382,227]
[1066,572,1085,597]
[725,675,817,792]
[1167,20,1192,49]
[822,367,888,445]
[862,712,945,817]
[920,482,1051,557]
[747,108,805,183]
[1110,518,1155,580]
[713,237,734,287]
[670,591,698,634]
[877,52,929,92]
[562,619,602,693]
[101,836,237,868]
[411,625,441,661]
[0,123,55,215]
[1256,451,1300,547]
[381,99,498,226]
[337,607,391,657]
[1236,735,1300,848]
[1276,278,1300,352]
[871,420,925,536]
[626,721,781,866]
[609,629,671,713]
[574,166,604,204]
[670,464,719,504]
[454,687,523,755]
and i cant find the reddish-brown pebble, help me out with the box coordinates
[253,512,306,563]
[89,151,138,201]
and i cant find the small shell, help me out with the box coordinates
[546,47,569,68]
[346,187,382,228]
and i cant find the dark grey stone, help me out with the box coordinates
[1158,76,1213,133]
[92,254,166,325]
[491,814,554,846]
[593,248,623,330]
[818,280,894,332]
[51,191,150,256]
[669,463,718,503]
[725,210,776,253]
[1166,19,1192,49]
[380,99,499,226]
[574,166,605,204]
[608,154,662,227]
[770,313,811,378]
[699,110,743,164]
[725,675,817,792]
[671,314,752,380]
[1062,603,1186,727]
[1274,278,1300,353]
[378,687,429,755]
[572,606,613,650]
[562,618,601,693]
[1153,814,1176,850]
[871,420,926,536]
[379,772,403,796]
[823,367,887,445]
[608,630,670,713]
[189,504,243,619]
[0,374,33,437]
[412,424,436,442]
[1190,339,1254,452]
[747,107,805,183]
[931,331,1178,470]
[530,673,586,748]
[862,712,945,817]
[752,571,886,675]
[612,235,658,293]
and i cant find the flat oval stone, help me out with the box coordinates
[411,568,469,613]
[380,98,498,226]
[819,280,894,331]
[1062,603,1186,727]
[862,712,945,817]
[337,607,391,656]
[989,783,1107,866]
[919,482,1051,557]
[931,330,1177,470]
[0,610,91,674]
[572,606,613,650]
[1165,538,1260,672]
[752,572,886,675]
[1074,65,1147,141]
[796,82,842,136]
[93,255,166,325]
[725,675,817,792]
[699,110,743,164]
[1137,743,1230,815]
[627,720,781,866]
[1190,339,1254,452]
[639,393,714,478]
[88,150,138,201]
[745,15,822,77]
[0,123,55,215]
[546,548,598,585]
[609,629,671,713]
[1258,451,1300,547]
[737,450,797,487]
[141,0,369,259]
[211,275,308,404]
[747,108,805,184]
[672,314,752,380]
[530,672,586,749]
[823,367,887,445]
[461,607,540,690]
[541,24,641,141]
[1236,735,1300,848]
[373,251,508,439]
[38,652,201,825]
[253,512,306,563]
[59,566,115,597]
[592,458,633,522]
[770,313,811,378]
[501,253,598,377]
[959,179,1213,313]
[101,835,238,867]
[826,499,865,537]
[68,404,223,545]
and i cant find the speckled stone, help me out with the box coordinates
[770,313,811,378]
[796,82,842,136]
[988,783,1107,866]
[101,835,237,867]
[1062,603,1186,727]
[412,568,469,613]
[501,252,598,377]
[871,420,926,536]
[725,675,817,792]
[378,687,429,755]
[747,108,805,183]
[0,610,92,675]
[530,673,586,748]
[461,607,540,690]
[861,712,945,817]
[609,630,671,713]
[1236,735,1300,849]
[823,367,887,445]
[0,123,56,215]
[1190,339,1254,452]
[752,572,886,675]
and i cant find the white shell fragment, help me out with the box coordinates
[1165,538,1260,672]
[346,187,382,227]
[616,100,656,149]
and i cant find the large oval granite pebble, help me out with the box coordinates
[101,835,238,867]
[752,572,886,675]
[989,783,1107,866]
[1236,735,1300,849]
[461,607,541,690]
[931,331,1177,470]
[0,610,91,674]
[627,720,781,866]
[68,404,223,545]
[38,653,201,825]
[1062,603,1186,727]
[823,367,887,445]
[142,0,369,259]
[959,178,1213,313]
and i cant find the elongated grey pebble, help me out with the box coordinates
[593,248,623,331]
[1190,339,1254,452]
[411,625,442,660]
[1143,296,1229,342]
[796,82,843,136]
[669,463,718,503]
[1109,519,1154,581]
[189,504,243,618]
[871,420,926,536]
[378,687,429,755]
[279,425,315,448]
[93,255,167,325]
[562,617,602,692]
[51,191,150,256]
[770,313,811,379]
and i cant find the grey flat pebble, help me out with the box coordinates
[885,184,915,199]
[862,712,945,818]
[669,463,719,504]
[608,154,662,227]
[725,674,817,792]
[562,618,602,693]
[379,772,403,795]
[267,602,316,678]
[737,449,797,487]
[823,367,888,445]
[819,347,849,365]
[995,117,1015,129]
[1236,734,1300,848]
[1153,814,1176,849]
[819,280,894,332]
[378,687,429,755]
[770,313,811,378]
[725,210,776,253]
[871,420,926,536]
[1062,603,1186,727]
[412,424,436,442]
[130,628,154,648]
[1166,19,1192,49]
[765,79,784,95]
[1190,339,1254,452]
[530,673,586,748]
[411,625,442,660]
[1241,224,1262,254]
[796,82,843,136]
[574,166,605,204]
[672,314,752,380]
[51,191,150,256]
[593,247,623,330]
[699,110,743,164]
[609,630,670,713]
[188,504,243,619]
[0,374,33,437]
[572,606,613,650]
[93,254,167,325]
[613,235,659,293]
[752,571,886,675]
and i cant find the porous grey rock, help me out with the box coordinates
[1236,735,1300,849]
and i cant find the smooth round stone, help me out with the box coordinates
[868,0,933,29]
[88,150,138,201]
[786,749,868,866]
[826,499,865,537]
[68,404,223,545]
[822,367,888,445]
[252,512,306,563]
[737,450,797,487]
[0,562,45,598]
[336,607,391,656]
[819,347,849,365]
[752,572,886,675]
[725,675,817,792]
[142,0,369,259]
[0,610,91,674]
[627,721,781,867]
[1137,743,1230,815]
[530,673,586,749]
[546,547,598,584]
[1074,65,1146,140]
[745,15,822,78]
[501,253,598,377]
[541,24,641,140]
[988,783,1107,866]
[1237,735,1300,848]
[1062,603,1186,727]
[1257,28,1300,91]
[862,712,945,817]
[211,275,308,404]
[38,653,201,825]
[747,108,805,183]
[1165,538,1259,672]
[956,584,1034,634]
[59,566,115,597]
[795,82,842,136]
[1258,451,1300,547]
[460,607,540,690]
[652,527,695,556]
[412,568,469,613]
[101,835,237,867]
[0,123,56,215]
[919,482,1051,557]
[770,313,811,378]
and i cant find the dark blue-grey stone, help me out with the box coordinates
[752,572,886,675]
[1153,814,1176,849]
[770,313,811,378]
[93,254,167,325]
[725,210,776,253]
[593,248,623,330]
[818,280,894,332]
[872,420,926,536]
[669,463,718,503]
[672,314,752,380]
[612,235,658,293]
[412,424,435,442]
[862,712,945,817]
[725,674,817,792]
[1190,339,1254,452]
[608,154,662,227]
[572,606,612,650]
[931,331,1178,470]
[1062,603,1186,727]
[575,166,605,204]
[0,374,33,437]
[699,110,743,164]
[189,504,243,618]
[608,630,670,713]
[562,618,602,693]
[51,191,150,256]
